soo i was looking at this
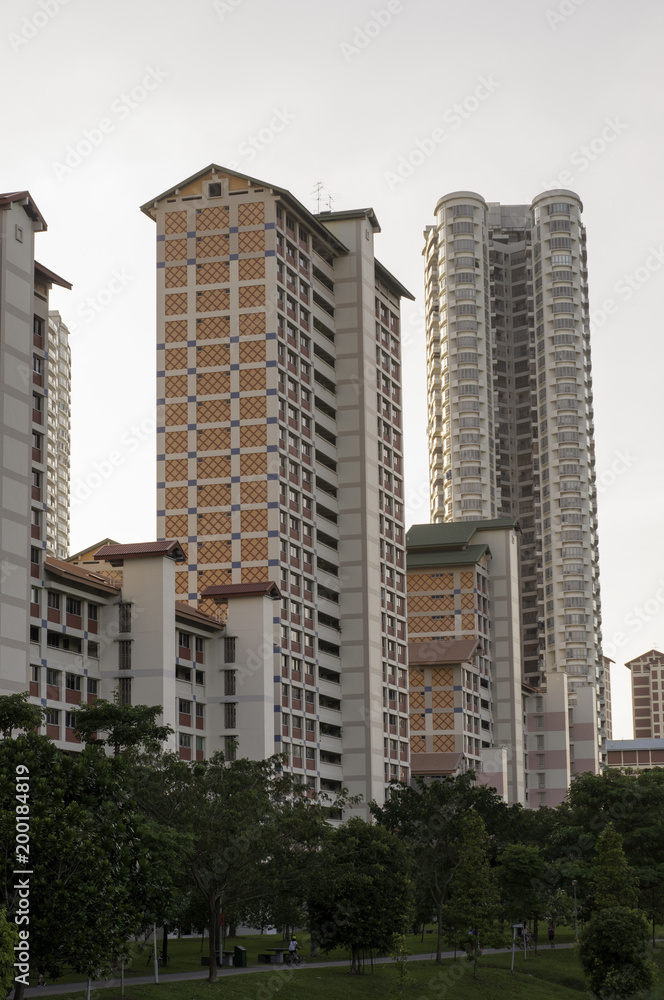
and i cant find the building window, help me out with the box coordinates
[196,703,204,721]
[179,733,191,749]
[224,703,237,729]
[119,603,132,633]
[224,736,237,761]
[88,678,98,696]
[45,708,59,726]
[224,670,236,696]
[66,597,81,616]
[178,631,190,649]
[195,735,205,754]
[65,673,81,691]
[29,625,40,644]
[88,641,99,658]
[118,640,132,670]
[179,699,192,715]
[118,677,131,706]
[224,636,236,663]
[88,604,98,622]
[46,668,60,688]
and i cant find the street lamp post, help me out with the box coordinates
[572,880,578,941]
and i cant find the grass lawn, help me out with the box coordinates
[39,942,664,1000]
[33,921,587,986]
[35,927,664,997]
[33,956,590,1000]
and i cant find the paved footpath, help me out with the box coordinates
[23,942,577,996]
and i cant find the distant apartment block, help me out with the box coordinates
[625,649,664,739]
[0,191,70,698]
[423,189,605,803]
[28,540,306,779]
[605,738,664,771]
[406,518,525,804]
[141,165,414,808]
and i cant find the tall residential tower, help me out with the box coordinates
[424,190,604,803]
[141,165,414,809]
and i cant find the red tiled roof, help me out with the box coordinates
[410,752,464,776]
[407,638,479,666]
[94,540,186,565]
[0,191,46,229]
[45,557,120,595]
[68,538,121,563]
[202,581,281,600]
[175,601,224,630]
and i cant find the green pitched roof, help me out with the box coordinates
[406,518,519,552]
[407,543,490,569]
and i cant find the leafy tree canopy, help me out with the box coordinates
[0,694,43,739]
[578,906,654,999]
[590,823,639,912]
[72,699,173,756]
[0,732,171,997]
[308,817,413,973]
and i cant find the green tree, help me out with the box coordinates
[0,693,43,739]
[590,823,639,912]
[136,751,334,983]
[578,907,655,999]
[0,907,19,997]
[449,812,501,979]
[308,818,413,973]
[371,773,503,962]
[239,790,334,939]
[0,732,172,999]
[496,842,548,943]
[72,699,172,756]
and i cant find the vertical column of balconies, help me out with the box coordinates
[375,284,409,785]
[424,226,444,521]
[430,193,495,522]
[45,313,71,560]
[508,238,540,680]
[276,208,340,799]
[531,193,602,735]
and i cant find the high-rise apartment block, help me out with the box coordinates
[626,649,664,739]
[406,518,525,804]
[424,189,604,801]
[46,311,71,559]
[141,165,414,807]
[0,191,70,697]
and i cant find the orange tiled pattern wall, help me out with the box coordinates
[158,193,275,602]
[409,662,458,755]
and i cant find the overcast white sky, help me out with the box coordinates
[4,0,664,739]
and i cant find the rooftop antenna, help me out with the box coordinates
[313,181,325,213]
